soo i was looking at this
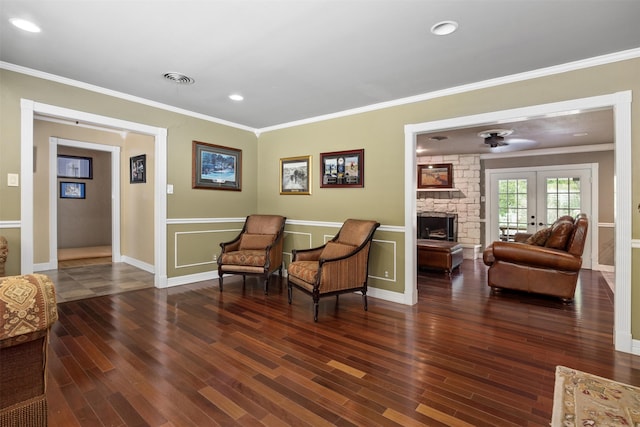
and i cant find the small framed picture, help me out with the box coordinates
[320,149,364,188]
[192,141,242,191]
[280,155,311,195]
[417,163,453,189]
[57,155,92,179]
[130,154,146,183]
[60,182,86,199]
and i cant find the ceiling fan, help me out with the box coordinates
[478,129,514,148]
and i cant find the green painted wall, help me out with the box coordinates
[257,58,640,332]
[1,57,639,336]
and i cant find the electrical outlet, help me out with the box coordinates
[384,271,389,278]
[212,254,217,262]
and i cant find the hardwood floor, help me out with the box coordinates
[46,260,640,426]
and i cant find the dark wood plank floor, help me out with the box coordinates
[47,260,640,426]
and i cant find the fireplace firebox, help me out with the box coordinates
[417,212,458,241]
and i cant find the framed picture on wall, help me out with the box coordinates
[192,141,242,191]
[130,154,146,183]
[320,149,364,188]
[417,163,453,189]
[60,182,86,199]
[280,155,311,195]
[57,155,92,179]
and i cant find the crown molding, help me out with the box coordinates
[0,61,255,133]
[3,47,640,134]
[259,47,640,133]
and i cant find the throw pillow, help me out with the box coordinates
[545,220,574,249]
[525,227,552,246]
[239,234,275,250]
[320,242,356,260]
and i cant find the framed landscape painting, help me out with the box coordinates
[417,163,453,189]
[192,141,242,191]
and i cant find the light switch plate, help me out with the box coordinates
[7,173,19,187]
[167,184,174,194]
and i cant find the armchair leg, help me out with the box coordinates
[363,293,368,311]
[313,302,319,322]
[287,281,293,304]
[219,275,223,292]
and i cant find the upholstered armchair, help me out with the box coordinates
[483,213,589,301]
[218,215,286,294]
[287,219,380,321]
[0,236,7,277]
[0,274,58,427]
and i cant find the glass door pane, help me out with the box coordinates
[490,172,536,242]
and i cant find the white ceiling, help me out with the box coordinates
[1,0,638,149]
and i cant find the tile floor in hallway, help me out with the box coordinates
[41,262,155,303]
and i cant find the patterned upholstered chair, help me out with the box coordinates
[218,215,287,294]
[0,274,58,427]
[0,236,7,277]
[287,219,380,321]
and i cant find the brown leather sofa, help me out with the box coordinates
[483,214,588,301]
[0,274,58,426]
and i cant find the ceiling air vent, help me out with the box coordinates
[163,72,195,85]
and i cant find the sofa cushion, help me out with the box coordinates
[545,220,574,249]
[320,242,355,260]
[525,227,552,246]
[239,234,275,250]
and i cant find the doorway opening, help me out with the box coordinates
[404,91,632,353]
[48,137,121,270]
[20,99,168,288]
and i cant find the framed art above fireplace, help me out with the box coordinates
[417,163,452,189]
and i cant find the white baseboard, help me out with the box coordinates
[366,286,406,304]
[121,256,154,274]
[33,261,56,272]
[166,270,217,288]
[595,264,615,273]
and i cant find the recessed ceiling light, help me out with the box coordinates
[10,18,41,33]
[229,94,244,101]
[162,72,195,85]
[430,20,458,36]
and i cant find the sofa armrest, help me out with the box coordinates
[0,274,58,348]
[491,241,582,271]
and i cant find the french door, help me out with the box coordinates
[487,165,594,269]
